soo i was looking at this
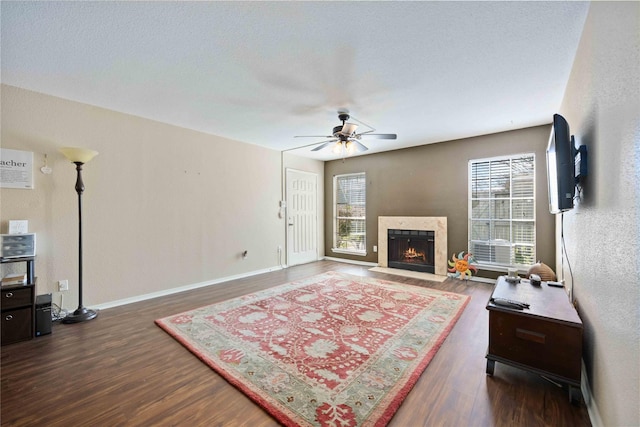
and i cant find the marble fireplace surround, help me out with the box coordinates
[378,216,448,276]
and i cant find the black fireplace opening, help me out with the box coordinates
[388,229,435,274]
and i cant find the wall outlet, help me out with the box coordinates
[373,245,378,253]
[57,280,69,292]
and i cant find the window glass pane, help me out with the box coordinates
[470,220,490,240]
[468,153,535,267]
[512,179,534,198]
[512,221,535,244]
[491,199,510,219]
[335,173,366,253]
[471,200,490,219]
[336,203,351,218]
[512,199,534,219]
[514,245,535,265]
[490,160,511,198]
[471,161,490,198]
[491,221,511,241]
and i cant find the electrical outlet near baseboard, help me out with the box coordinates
[57,280,69,292]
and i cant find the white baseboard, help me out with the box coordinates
[467,275,496,284]
[322,256,378,267]
[92,265,284,311]
[581,359,603,427]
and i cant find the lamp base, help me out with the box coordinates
[62,307,98,324]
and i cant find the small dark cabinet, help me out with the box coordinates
[486,276,583,404]
[35,293,52,336]
[1,257,36,345]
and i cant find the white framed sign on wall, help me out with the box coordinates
[0,148,34,189]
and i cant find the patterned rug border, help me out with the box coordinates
[155,271,470,426]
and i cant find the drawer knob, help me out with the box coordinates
[4,314,13,321]
[5,292,13,298]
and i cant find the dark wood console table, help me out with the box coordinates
[486,276,583,404]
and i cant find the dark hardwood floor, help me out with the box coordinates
[1,261,591,426]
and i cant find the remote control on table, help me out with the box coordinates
[490,298,530,310]
[547,281,564,288]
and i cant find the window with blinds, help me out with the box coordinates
[334,173,366,255]
[469,154,535,267]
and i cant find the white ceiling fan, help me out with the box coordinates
[294,111,397,156]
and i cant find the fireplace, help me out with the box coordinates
[378,217,447,276]
[388,229,435,274]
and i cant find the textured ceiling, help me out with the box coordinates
[1,1,590,160]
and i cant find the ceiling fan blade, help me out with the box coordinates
[358,133,397,140]
[352,140,369,152]
[294,135,333,138]
[311,139,338,151]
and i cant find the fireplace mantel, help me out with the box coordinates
[378,217,448,276]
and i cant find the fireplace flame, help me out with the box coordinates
[403,247,426,262]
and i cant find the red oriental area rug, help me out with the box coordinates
[155,271,470,426]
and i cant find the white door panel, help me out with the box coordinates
[286,169,318,266]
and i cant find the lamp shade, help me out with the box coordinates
[59,147,99,164]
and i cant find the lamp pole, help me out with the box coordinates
[59,147,99,324]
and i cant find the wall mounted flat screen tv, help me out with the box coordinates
[546,114,575,213]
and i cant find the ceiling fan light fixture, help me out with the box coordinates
[332,141,344,154]
[345,140,357,155]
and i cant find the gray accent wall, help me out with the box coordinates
[323,124,556,275]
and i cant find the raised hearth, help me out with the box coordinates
[378,217,447,276]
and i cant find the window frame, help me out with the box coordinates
[332,172,366,256]
[468,153,536,269]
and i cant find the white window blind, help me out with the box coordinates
[334,173,366,254]
[469,154,535,267]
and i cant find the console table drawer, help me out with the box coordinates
[1,287,33,309]
[489,310,582,382]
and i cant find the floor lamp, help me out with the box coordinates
[59,147,99,323]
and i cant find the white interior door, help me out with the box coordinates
[286,169,318,266]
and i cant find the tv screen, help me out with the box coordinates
[546,114,575,213]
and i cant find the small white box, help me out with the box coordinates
[1,233,36,258]
[8,220,28,234]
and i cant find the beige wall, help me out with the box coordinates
[557,2,639,426]
[323,125,555,276]
[0,85,322,310]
